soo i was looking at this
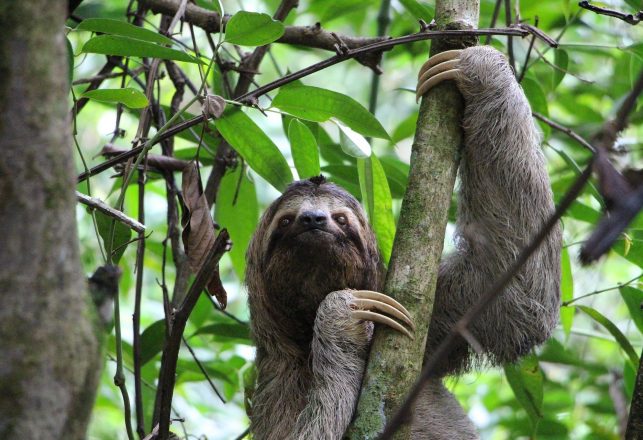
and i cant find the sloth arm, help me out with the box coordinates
[419,46,562,374]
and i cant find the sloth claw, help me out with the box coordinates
[416,49,462,102]
[350,290,415,339]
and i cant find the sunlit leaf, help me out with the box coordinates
[358,155,395,263]
[76,18,174,45]
[95,211,132,264]
[194,322,253,344]
[81,88,149,109]
[335,119,372,158]
[272,85,389,139]
[560,247,574,338]
[82,35,202,64]
[552,49,568,89]
[214,109,293,192]
[288,119,321,179]
[224,11,285,46]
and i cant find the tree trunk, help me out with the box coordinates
[0,1,103,438]
[347,1,479,438]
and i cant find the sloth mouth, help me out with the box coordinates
[294,227,334,238]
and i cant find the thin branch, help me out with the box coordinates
[484,0,503,44]
[181,337,226,404]
[517,17,538,82]
[562,272,642,306]
[504,0,515,72]
[532,112,597,153]
[579,1,642,25]
[72,66,146,85]
[76,191,146,233]
[379,162,595,439]
[133,170,147,439]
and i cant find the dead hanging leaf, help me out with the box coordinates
[181,162,228,308]
[202,94,226,119]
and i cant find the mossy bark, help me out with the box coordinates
[0,1,104,439]
[346,1,480,438]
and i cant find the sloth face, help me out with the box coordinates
[246,177,381,336]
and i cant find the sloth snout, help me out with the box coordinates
[298,210,328,227]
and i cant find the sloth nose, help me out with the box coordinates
[298,210,328,227]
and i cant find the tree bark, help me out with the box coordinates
[625,349,643,439]
[0,1,104,439]
[346,1,479,438]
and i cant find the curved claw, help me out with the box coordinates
[351,290,415,339]
[351,310,414,339]
[416,49,463,103]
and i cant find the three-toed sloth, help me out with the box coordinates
[245,46,562,439]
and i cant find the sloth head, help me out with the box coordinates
[246,176,381,344]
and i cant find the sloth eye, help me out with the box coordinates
[278,216,292,228]
[334,214,348,226]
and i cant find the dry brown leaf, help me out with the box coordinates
[181,161,228,308]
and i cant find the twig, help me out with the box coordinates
[562,272,642,306]
[626,349,643,438]
[532,112,596,153]
[181,337,226,403]
[379,162,594,439]
[504,0,515,72]
[76,191,146,233]
[102,145,192,172]
[579,1,642,25]
[484,0,503,44]
[153,230,230,440]
[517,17,538,82]
[72,66,146,85]
[133,171,147,439]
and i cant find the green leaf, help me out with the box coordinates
[95,211,132,264]
[620,286,643,334]
[214,109,293,192]
[560,247,574,338]
[552,49,568,89]
[194,322,252,344]
[81,35,202,64]
[215,167,259,280]
[576,305,640,368]
[398,0,434,21]
[336,119,372,158]
[358,155,396,264]
[224,11,285,46]
[272,85,389,139]
[288,119,321,179]
[81,88,149,109]
[76,18,174,45]
[521,76,549,117]
[504,354,544,431]
[66,37,74,86]
[140,319,166,365]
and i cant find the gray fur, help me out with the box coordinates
[245,46,561,439]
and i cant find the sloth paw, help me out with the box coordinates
[415,49,462,102]
[349,290,415,339]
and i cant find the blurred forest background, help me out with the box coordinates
[66,0,642,438]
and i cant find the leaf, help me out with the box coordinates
[504,354,544,431]
[272,85,389,139]
[81,35,202,64]
[398,0,434,21]
[66,37,74,86]
[288,119,321,179]
[181,162,227,307]
[215,167,259,280]
[81,88,149,109]
[140,319,166,365]
[560,247,574,338]
[335,119,372,158]
[358,155,396,264]
[576,305,640,368]
[194,322,253,344]
[76,18,174,45]
[620,286,643,334]
[214,109,293,192]
[552,49,568,89]
[224,11,285,46]
[521,76,549,117]
[95,211,132,264]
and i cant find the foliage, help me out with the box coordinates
[68,0,643,438]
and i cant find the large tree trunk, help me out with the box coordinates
[0,1,103,438]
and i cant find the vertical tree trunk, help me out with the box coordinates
[0,1,103,439]
[347,1,479,438]
[625,349,643,439]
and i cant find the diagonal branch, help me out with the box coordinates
[579,1,642,25]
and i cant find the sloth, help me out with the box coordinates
[245,46,561,439]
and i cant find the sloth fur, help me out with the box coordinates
[245,46,562,439]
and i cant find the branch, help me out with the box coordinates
[154,230,230,440]
[579,1,642,25]
[532,112,596,153]
[76,191,146,233]
[140,0,390,70]
[379,162,594,439]
[347,0,479,437]
[626,349,643,438]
